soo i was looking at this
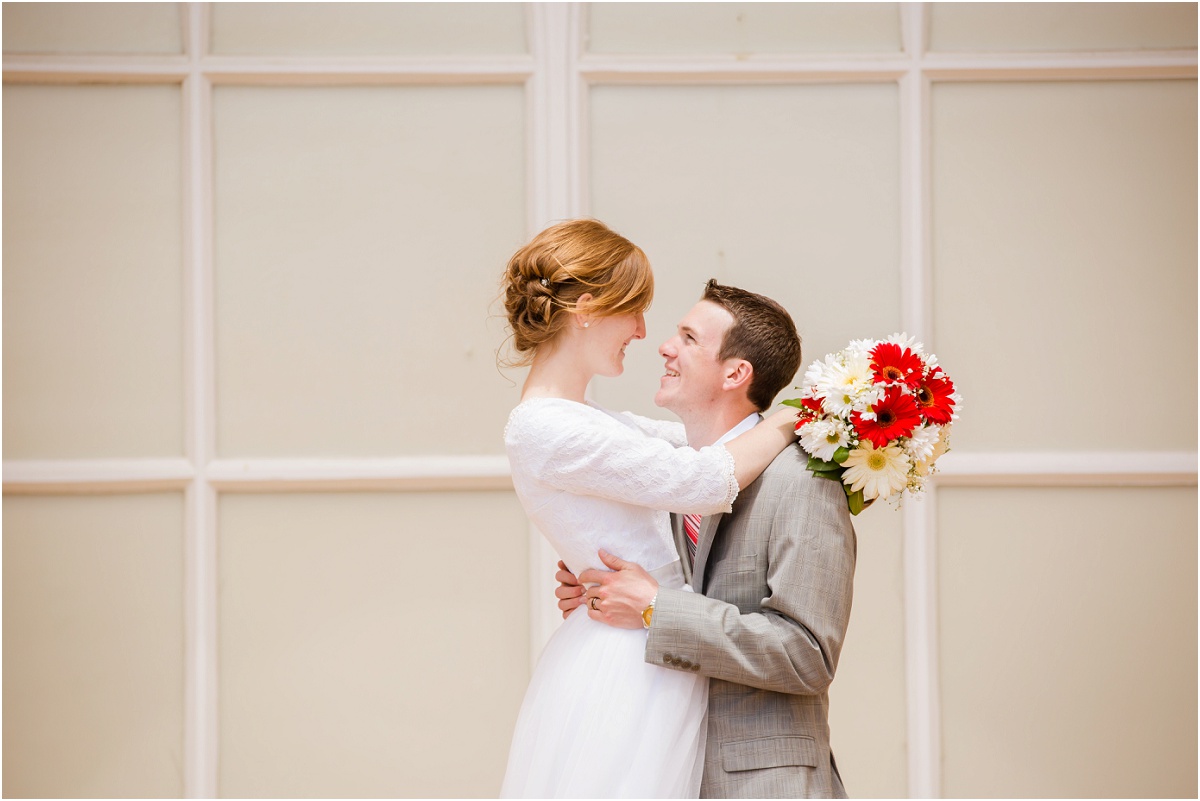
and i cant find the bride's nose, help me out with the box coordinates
[633,313,646,340]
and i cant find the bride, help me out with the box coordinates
[498,219,797,797]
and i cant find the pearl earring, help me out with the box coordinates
[583,322,590,328]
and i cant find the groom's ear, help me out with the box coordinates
[722,359,753,392]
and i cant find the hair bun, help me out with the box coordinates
[499,219,653,367]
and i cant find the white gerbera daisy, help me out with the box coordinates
[844,338,876,359]
[815,350,875,416]
[842,442,911,501]
[904,424,940,463]
[884,332,926,356]
[914,425,951,477]
[803,354,839,395]
[798,418,851,462]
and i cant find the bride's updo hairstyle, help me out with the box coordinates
[501,219,653,366]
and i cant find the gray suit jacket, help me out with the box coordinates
[646,445,857,799]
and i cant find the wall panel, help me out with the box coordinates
[3,84,184,459]
[3,494,185,798]
[213,85,525,458]
[2,2,182,55]
[827,507,908,798]
[930,3,1198,52]
[932,80,1197,453]
[589,2,901,54]
[938,486,1197,798]
[210,2,527,56]
[589,83,901,418]
[218,491,530,797]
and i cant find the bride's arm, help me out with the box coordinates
[616,410,687,447]
[723,408,798,491]
[509,403,799,516]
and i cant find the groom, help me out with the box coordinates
[558,280,857,798]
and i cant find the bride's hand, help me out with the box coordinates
[555,560,585,619]
[762,406,801,437]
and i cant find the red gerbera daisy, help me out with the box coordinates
[870,342,924,389]
[800,394,824,415]
[793,393,825,431]
[853,386,921,448]
[914,370,956,425]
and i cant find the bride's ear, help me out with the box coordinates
[575,293,595,328]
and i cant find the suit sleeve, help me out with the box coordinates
[644,464,856,695]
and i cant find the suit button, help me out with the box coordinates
[690,664,700,671]
[679,659,692,670]
[663,654,674,665]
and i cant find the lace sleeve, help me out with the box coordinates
[613,409,688,447]
[507,401,738,515]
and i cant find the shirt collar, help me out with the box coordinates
[714,412,762,446]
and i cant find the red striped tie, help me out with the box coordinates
[683,513,701,567]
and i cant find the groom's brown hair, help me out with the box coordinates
[701,279,801,412]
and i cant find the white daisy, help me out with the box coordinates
[842,442,911,501]
[904,424,940,463]
[798,418,851,463]
[803,354,838,395]
[815,351,875,416]
[844,338,877,360]
[914,425,951,477]
[884,332,926,356]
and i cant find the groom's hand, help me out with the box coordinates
[579,549,658,630]
[555,561,586,619]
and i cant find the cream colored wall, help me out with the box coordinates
[3,3,1195,799]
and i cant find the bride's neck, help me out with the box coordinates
[521,343,591,403]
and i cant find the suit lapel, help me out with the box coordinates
[691,512,724,590]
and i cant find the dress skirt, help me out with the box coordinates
[500,586,708,798]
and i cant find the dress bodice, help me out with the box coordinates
[504,398,739,579]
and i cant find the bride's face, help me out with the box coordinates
[583,312,647,377]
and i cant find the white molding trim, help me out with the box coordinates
[935,451,1198,487]
[899,5,941,797]
[8,451,1193,493]
[2,54,532,85]
[2,54,190,83]
[579,54,908,85]
[921,49,1198,81]
[182,4,218,797]
[526,2,584,667]
[903,486,942,800]
[206,456,513,492]
[199,55,533,85]
[2,459,195,492]
[7,46,1193,88]
[529,2,582,231]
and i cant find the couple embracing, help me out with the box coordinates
[499,220,856,799]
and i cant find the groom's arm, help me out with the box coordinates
[646,467,856,696]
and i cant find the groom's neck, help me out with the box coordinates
[682,402,759,449]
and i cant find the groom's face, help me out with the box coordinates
[654,300,735,417]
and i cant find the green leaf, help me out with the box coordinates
[847,488,866,516]
[807,456,838,473]
[780,398,808,409]
[832,446,850,464]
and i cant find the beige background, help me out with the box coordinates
[3,3,1196,798]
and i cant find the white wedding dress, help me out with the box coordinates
[500,397,740,798]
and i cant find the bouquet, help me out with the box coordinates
[783,334,960,515]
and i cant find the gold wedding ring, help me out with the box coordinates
[589,596,600,611]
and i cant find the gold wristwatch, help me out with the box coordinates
[641,594,657,629]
